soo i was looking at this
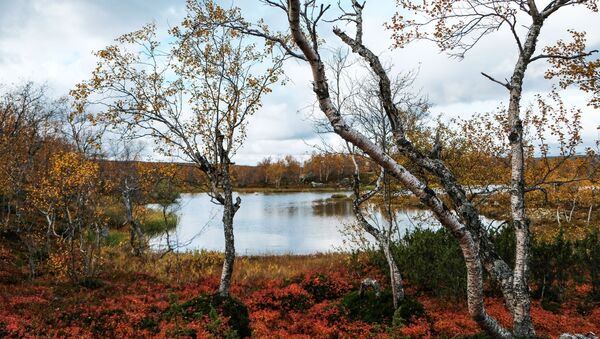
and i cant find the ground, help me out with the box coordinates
[0,244,598,338]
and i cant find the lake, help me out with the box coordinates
[149,192,460,255]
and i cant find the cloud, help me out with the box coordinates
[0,0,183,94]
[0,0,598,165]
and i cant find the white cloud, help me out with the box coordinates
[0,0,598,165]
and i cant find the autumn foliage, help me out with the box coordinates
[1,246,599,338]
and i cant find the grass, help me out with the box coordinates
[233,252,352,281]
[141,208,178,237]
[103,248,355,284]
[105,230,128,247]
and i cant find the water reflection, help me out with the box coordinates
[150,192,497,255]
[311,198,354,217]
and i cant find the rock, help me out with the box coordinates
[359,278,380,297]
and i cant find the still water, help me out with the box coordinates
[150,192,448,255]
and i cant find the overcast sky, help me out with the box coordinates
[0,0,598,165]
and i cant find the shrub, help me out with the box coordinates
[494,225,600,303]
[393,228,467,299]
[87,308,127,336]
[530,227,573,303]
[252,283,313,312]
[392,297,425,327]
[165,293,251,338]
[576,227,600,301]
[341,289,395,323]
[136,316,159,334]
[289,272,349,303]
[166,327,196,338]
[78,277,105,289]
[0,322,7,338]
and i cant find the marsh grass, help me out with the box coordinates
[102,247,352,284]
[141,209,178,237]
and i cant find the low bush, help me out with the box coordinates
[392,297,425,327]
[135,315,159,334]
[575,227,600,301]
[288,272,350,302]
[341,289,395,323]
[393,228,467,300]
[252,283,313,312]
[366,224,600,304]
[165,293,251,338]
[530,227,573,303]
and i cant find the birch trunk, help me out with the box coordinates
[217,150,241,296]
[507,18,543,337]
[286,2,512,336]
[351,166,405,309]
[381,237,404,308]
[123,187,144,256]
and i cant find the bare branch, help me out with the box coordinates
[481,72,512,90]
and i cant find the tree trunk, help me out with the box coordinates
[286,2,512,336]
[351,163,405,309]
[218,155,240,296]
[123,189,144,256]
[507,19,543,337]
[381,237,404,308]
[218,176,239,296]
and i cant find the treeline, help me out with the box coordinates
[178,154,373,189]
[97,154,373,191]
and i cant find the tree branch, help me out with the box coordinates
[481,72,512,90]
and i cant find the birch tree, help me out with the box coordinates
[223,0,598,337]
[325,49,430,309]
[389,0,598,335]
[73,0,283,296]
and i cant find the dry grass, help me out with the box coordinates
[102,246,354,284]
[233,253,350,281]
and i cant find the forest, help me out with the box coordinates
[1,0,599,338]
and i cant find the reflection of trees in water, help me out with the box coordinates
[312,199,354,216]
[264,204,300,217]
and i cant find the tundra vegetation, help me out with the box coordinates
[0,0,599,338]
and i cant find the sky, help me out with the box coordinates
[0,0,598,165]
